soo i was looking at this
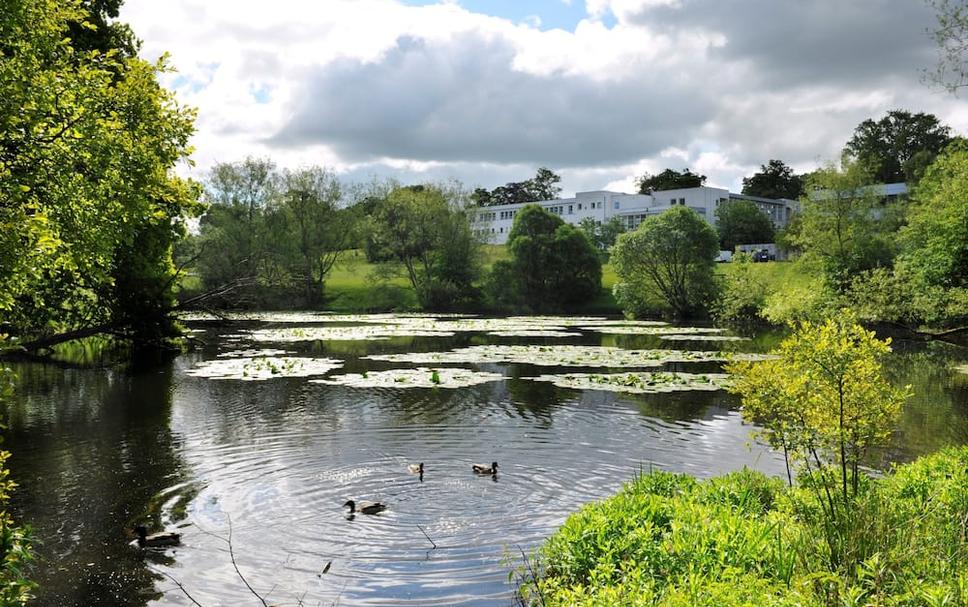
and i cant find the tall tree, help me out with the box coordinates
[67,0,138,57]
[715,199,776,251]
[370,185,482,310]
[636,168,706,194]
[924,0,967,94]
[611,206,719,318]
[0,0,201,347]
[742,160,804,199]
[472,168,562,206]
[278,167,353,306]
[844,110,952,183]
[795,160,897,291]
[489,205,601,311]
[579,216,626,260]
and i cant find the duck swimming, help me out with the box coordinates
[132,525,181,548]
[408,463,424,475]
[472,461,498,475]
[343,500,386,515]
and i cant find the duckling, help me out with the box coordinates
[343,500,386,515]
[472,461,498,475]
[408,462,424,475]
[132,525,181,548]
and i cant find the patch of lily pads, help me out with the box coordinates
[486,330,581,338]
[657,334,750,342]
[185,356,343,381]
[363,345,771,368]
[311,367,504,389]
[249,326,455,342]
[530,371,732,394]
[216,348,291,358]
[580,325,727,335]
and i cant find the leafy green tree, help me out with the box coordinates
[713,252,768,328]
[741,159,803,199]
[195,158,278,298]
[472,167,562,206]
[578,216,625,260]
[67,0,138,57]
[924,0,967,94]
[726,312,909,567]
[795,159,897,291]
[844,110,952,183]
[636,168,706,194]
[491,205,601,311]
[0,0,201,347]
[714,199,776,251]
[611,206,719,318]
[899,139,968,290]
[370,185,482,309]
[277,167,353,306]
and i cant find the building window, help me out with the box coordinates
[568,205,573,214]
[614,201,620,209]
[679,197,685,204]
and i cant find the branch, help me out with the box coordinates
[146,564,206,607]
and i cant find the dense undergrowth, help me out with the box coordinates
[522,447,968,607]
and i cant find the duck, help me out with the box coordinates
[132,525,181,548]
[343,500,386,515]
[472,461,498,475]
[408,462,424,475]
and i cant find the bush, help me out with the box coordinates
[0,365,34,606]
[713,252,768,328]
[524,447,968,607]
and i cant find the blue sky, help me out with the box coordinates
[401,0,614,30]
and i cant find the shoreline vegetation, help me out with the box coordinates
[518,447,968,607]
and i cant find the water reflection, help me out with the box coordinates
[2,321,965,606]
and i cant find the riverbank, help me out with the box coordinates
[520,446,968,606]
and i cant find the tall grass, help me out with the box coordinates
[521,447,968,607]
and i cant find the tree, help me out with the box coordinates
[472,167,562,206]
[899,140,968,290]
[726,312,909,567]
[924,0,967,94]
[714,199,776,251]
[67,0,138,57]
[490,205,601,311]
[795,159,897,291]
[370,185,482,310]
[611,206,719,318]
[0,0,201,348]
[844,110,952,183]
[742,159,803,199]
[636,168,706,194]
[278,167,353,306]
[578,216,626,260]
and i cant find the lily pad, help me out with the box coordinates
[530,371,732,393]
[185,356,343,381]
[364,345,771,368]
[580,326,727,335]
[216,348,291,358]
[486,330,581,338]
[249,326,455,342]
[657,334,750,342]
[311,367,504,389]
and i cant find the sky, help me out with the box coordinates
[120,0,968,196]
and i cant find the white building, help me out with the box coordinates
[471,186,798,245]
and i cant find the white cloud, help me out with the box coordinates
[121,0,965,195]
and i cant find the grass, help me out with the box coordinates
[520,447,968,607]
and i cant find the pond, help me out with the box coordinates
[5,314,968,606]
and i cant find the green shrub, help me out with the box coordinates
[524,447,968,607]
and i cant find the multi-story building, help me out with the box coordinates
[471,186,798,245]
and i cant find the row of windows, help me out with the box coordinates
[499,210,516,220]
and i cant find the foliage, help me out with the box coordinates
[369,185,482,310]
[742,159,804,200]
[525,447,968,607]
[578,216,626,260]
[844,110,952,184]
[899,140,968,290]
[794,159,897,291]
[471,167,561,206]
[0,355,34,605]
[488,205,602,312]
[924,0,967,94]
[67,0,138,57]
[611,206,719,319]
[714,199,776,251]
[713,253,768,328]
[0,0,201,346]
[636,168,706,194]
[193,159,356,308]
[727,312,910,573]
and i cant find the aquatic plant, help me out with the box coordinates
[185,356,343,381]
[312,367,503,389]
[530,372,731,394]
